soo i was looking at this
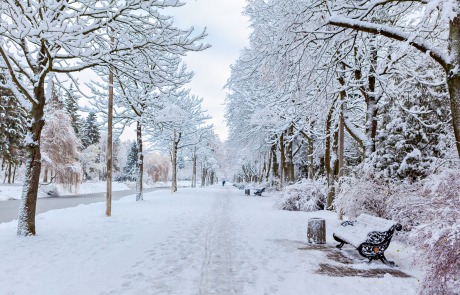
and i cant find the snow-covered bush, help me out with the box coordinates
[259,181,274,192]
[335,172,390,219]
[389,170,460,295]
[276,178,327,211]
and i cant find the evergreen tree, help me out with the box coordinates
[0,76,27,183]
[81,112,101,148]
[64,87,82,136]
[123,140,138,180]
[113,138,121,172]
[177,156,185,170]
[370,68,450,180]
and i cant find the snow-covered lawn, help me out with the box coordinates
[56,181,132,196]
[0,185,24,201]
[0,186,419,294]
[0,182,132,201]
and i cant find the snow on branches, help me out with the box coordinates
[276,178,327,212]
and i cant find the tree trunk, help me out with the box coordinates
[7,162,11,184]
[43,166,48,183]
[192,147,196,188]
[136,121,143,201]
[201,162,204,188]
[333,122,339,176]
[448,17,460,158]
[12,165,16,183]
[364,36,378,157]
[339,111,344,179]
[326,104,335,209]
[266,150,272,181]
[280,133,285,190]
[271,143,279,180]
[258,156,262,184]
[172,129,176,194]
[17,91,46,236]
[308,138,314,180]
[286,126,295,184]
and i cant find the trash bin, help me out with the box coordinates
[307,218,326,244]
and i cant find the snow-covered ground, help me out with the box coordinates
[122,180,195,190]
[0,182,132,201]
[0,185,24,201]
[0,180,197,201]
[0,186,419,294]
[55,181,131,196]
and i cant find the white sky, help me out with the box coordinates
[78,0,251,142]
[164,0,251,142]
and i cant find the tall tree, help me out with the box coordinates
[64,87,82,136]
[81,113,101,149]
[123,141,138,181]
[0,77,26,183]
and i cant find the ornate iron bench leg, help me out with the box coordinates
[379,254,395,267]
[336,242,345,249]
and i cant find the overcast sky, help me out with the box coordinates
[76,0,251,142]
[163,0,251,142]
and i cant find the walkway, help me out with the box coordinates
[0,186,417,295]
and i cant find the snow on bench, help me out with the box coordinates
[333,214,402,266]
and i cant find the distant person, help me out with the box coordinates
[222,180,225,186]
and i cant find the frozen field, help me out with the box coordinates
[0,185,419,295]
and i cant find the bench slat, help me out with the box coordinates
[335,214,397,248]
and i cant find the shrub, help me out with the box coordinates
[335,172,390,219]
[276,178,327,211]
[389,170,460,295]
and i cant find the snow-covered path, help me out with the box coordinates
[0,186,418,295]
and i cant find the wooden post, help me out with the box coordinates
[106,35,114,217]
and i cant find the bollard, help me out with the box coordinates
[307,218,326,244]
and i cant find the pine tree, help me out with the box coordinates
[113,138,121,172]
[177,156,185,170]
[123,140,138,181]
[64,87,82,136]
[0,76,27,183]
[81,112,101,148]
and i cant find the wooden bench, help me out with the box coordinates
[254,187,265,196]
[333,214,402,266]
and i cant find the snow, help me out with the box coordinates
[0,185,419,294]
[328,15,449,66]
[0,182,131,201]
[55,181,131,196]
[334,214,397,247]
[0,185,26,201]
